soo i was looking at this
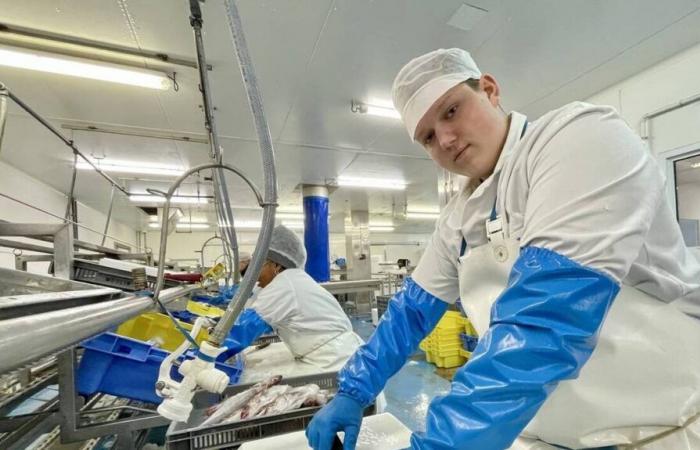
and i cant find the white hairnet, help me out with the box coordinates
[392,48,481,141]
[267,225,307,269]
[239,251,251,262]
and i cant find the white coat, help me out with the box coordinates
[248,268,364,375]
[412,102,700,448]
[413,102,700,313]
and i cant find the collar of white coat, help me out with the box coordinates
[493,111,528,176]
[469,111,528,199]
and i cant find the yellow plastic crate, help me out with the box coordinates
[459,348,472,359]
[186,300,225,318]
[435,311,466,329]
[116,313,209,352]
[424,341,462,353]
[425,351,466,368]
[421,311,467,358]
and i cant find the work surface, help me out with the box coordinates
[238,412,411,450]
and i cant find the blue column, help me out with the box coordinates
[303,185,330,282]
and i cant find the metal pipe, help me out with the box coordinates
[5,89,129,195]
[0,22,206,70]
[100,184,116,246]
[0,283,203,374]
[0,194,142,251]
[640,91,700,140]
[0,83,7,154]
[80,405,157,415]
[189,0,240,285]
[64,152,78,222]
[0,288,121,320]
[213,0,278,344]
[199,235,226,269]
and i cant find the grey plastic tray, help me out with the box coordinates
[73,259,180,292]
[252,334,281,346]
[166,371,376,450]
[0,266,103,296]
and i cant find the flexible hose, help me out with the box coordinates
[211,0,278,344]
[152,163,264,302]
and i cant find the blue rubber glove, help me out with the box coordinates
[306,393,364,450]
[217,308,272,362]
[410,246,619,449]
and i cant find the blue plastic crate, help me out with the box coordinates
[460,332,478,352]
[170,309,198,324]
[190,294,227,307]
[77,333,244,404]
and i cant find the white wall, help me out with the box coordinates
[146,229,262,269]
[329,233,429,274]
[586,41,700,156]
[147,229,429,273]
[0,160,138,273]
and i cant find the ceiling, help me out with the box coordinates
[1,0,700,234]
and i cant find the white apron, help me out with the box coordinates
[457,211,700,449]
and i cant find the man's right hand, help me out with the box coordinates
[306,393,364,450]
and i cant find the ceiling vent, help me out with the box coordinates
[447,3,488,32]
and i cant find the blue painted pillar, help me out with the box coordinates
[303,185,330,282]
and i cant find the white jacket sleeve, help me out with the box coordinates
[520,104,665,282]
[411,208,462,303]
[251,276,297,327]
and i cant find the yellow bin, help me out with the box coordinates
[186,300,225,318]
[116,313,210,352]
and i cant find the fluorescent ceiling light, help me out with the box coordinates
[369,226,395,232]
[406,211,440,220]
[180,217,208,224]
[365,105,401,119]
[351,100,401,120]
[691,162,700,169]
[0,45,170,90]
[337,176,406,190]
[149,215,158,222]
[76,159,184,176]
[129,195,208,204]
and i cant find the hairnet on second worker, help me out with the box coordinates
[392,48,481,141]
[267,225,307,269]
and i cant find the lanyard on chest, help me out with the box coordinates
[458,121,527,259]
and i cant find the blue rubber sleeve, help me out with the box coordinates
[411,246,619,450]
[217,308,273,361]
[338,277,450,406]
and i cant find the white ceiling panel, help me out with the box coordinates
[195,0,336,140]
[472,1,700,116]
[278,0,473,148]
[0,0,134,46]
